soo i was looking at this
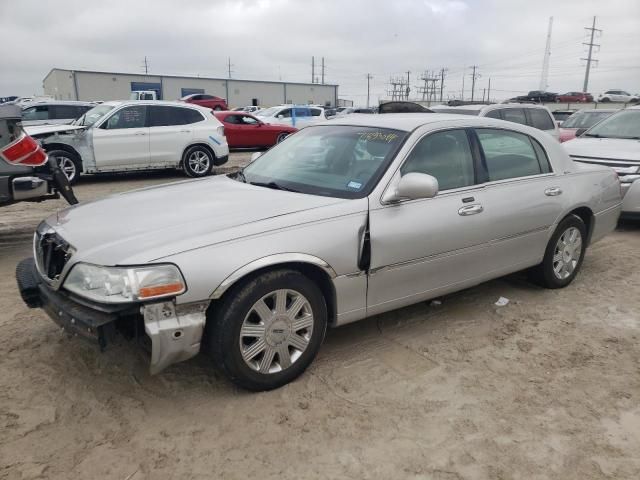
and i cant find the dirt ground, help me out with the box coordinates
[1,154,639,480]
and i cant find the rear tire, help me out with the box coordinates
[206,269,327,391]
[182,145,213,178]
[46,149,81,185]
[529,215,587,289]
[601,97,611,103]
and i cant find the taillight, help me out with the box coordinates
[0,133,48,167]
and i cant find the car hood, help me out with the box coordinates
[563,137,640,162]
[46,175,353,265]
[25,124,86,137]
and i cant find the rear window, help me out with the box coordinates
[22,105,49,121]
[149,106,203,126]
[501,108,527,125]
[528,108,555,130]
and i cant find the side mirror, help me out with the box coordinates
[385,173,439,203]
[250,151,263,162]
[575,128,588,137]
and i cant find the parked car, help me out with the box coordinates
[597,90,639,103]
[378,101,432,114]
[130,90,157,101]
[432,103,560,141]
[0,96,18,104]
[563,106,640,219]
[254,105,326,128]
[181,93,228,111]
[515,91,558,103]
[21,101,95,127]
[16,113,621,390]
[335,107,376,116]
[555,92,594,103]
[233,106,262,113]
[214,111,296,148]
[551,110,578,125]
[0,104,77,207]
[558,109,616,142]
[25,101,228,183]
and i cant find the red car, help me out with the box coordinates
[556,92,594,103]
[214,111,297,148]
[181,93,228,110]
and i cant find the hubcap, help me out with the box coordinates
[277,133,288,143]
[239,289,314,374]
[188,150,210,174]
[552,227,582,280]
[56,156,76,181]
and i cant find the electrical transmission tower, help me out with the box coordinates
[539,16,553,91]
[582,16,601,92]
[417,70,440,103]
[387,75,409,101]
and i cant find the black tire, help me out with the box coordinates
[182,145,214,178]
[600,97,611,103]
[46,149,81,185]
[529,215,587,289]
[276,132,289,143]
[206,269,327,391]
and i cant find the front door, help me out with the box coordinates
[367,128,491,316]
[93,105,149,170]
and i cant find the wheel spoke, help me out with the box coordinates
[240,323,266,337]
[292,314,313,332]
[242,338,266,362]
[259,347,276,373]
[277,345,291,369]
[288,333,309,352]
[553,251,563,263]
[253,299,273,323]
[275,289,287,314]
[287,295,306,319]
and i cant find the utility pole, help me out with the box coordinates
[227,57,233,79]
[461,68,465,100]
[405,71,411,100]
[582,16,601,92]
[142,56,149,75]
[439,68,447,102]
[366,73,373,108]
[321,57,325,84]
[487,77,491,103]
[539,16,553,91]
[312,56,315,84]
[469,65,480,102]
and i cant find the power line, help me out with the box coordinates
[582,16,602,92]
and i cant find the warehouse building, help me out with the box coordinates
[43,69,339,107]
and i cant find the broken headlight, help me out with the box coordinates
[63,263,186,304]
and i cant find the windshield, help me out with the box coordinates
[241,125,408,198]
[562,111,614,129]
[255,106,280,117]
[72,105,114,127]
[585,110,640,139]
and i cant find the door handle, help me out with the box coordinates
[544,187,562,196]
[134,131,147,136]
[458,204,484,216]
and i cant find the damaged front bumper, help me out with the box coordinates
[16,257,208,374]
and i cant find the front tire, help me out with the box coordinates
[600,97,611,103]
[182,145,213,178]
[276,132,289,144]
[206,269,327,391]
[530,215,587,289]
[47,149,81,185]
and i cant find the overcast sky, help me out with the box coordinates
[1,0,638,103]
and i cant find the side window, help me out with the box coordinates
[191,95,202,100]
[240,115,258,125]
[485,109,502,120]
[223,115,241,124]
[528,109,555,131]
[293,108,310,117]
[310,108,322,117]
[148,106,172,127]
[277,109,291,118]
[501,108,527,125]
[105,106,147,129]
[400,129,475,191]
[51,105,81,119]
[476,129,545,181]
[181,108,204,124]
[22,105,49,121]
[201,95,214,100]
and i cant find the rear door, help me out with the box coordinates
[526,108,559,141]
[92,105,150,170]
[148,106,202,166]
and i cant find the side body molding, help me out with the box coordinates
[209,253,338,299]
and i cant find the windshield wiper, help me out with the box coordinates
[234,170,247,183]
[249,181,300,193]
[583,133,602,138]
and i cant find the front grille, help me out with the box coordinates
[570,156,640,170]
[35,231,72,281]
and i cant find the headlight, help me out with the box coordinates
[63,263,186,304]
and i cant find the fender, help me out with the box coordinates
[210,253,337,299]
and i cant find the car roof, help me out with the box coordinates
[101,100,210,111]
[320,113,513,132]
[21,100,95,107]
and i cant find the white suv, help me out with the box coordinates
[597,90,639,104]
[431,103,560,141]
[26,101,228,183]
[255,105,326,128]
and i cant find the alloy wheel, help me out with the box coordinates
[188,150,211,175]
[552,227,582,280]
[239,289,314,374]
[56,155,76,182]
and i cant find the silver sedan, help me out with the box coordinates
[17,114,622,390]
